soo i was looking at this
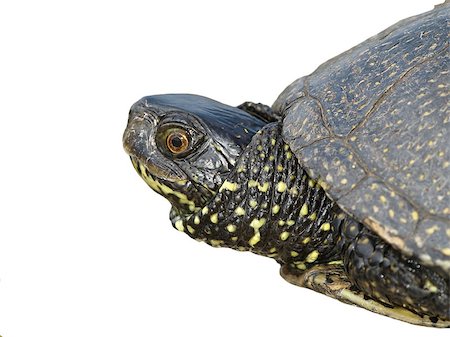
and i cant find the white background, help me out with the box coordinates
[0,0,447,336]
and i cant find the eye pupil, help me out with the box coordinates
[171,136,183,148]
[166,131,189,154]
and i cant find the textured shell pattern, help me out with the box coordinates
[276,3,450,273]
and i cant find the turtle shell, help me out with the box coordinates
[276,3,450,273]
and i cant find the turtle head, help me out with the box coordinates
[123,94,267,217]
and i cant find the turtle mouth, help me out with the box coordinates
[129,156,209,215]
[129,156,182,183]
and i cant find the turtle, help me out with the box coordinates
[123,2,450,327]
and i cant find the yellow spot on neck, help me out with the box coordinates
[277,165,283,172]
[305,250,319,263]
[250,218,266,229]
[248,180,258,188]
[302,237,310,244]
[187,225,195,234]
[258,182,270,192]
[154,181,179,198]
[210,239,224,247]
[308,179,316,188]
[290,251,299,257]
[320,222,331,231]
[248,217,267,247]
[277,181,287,193]
[235,207,246,216]
[308,212,317,221]
[249,200,258,208]
[226,224,237,233]
[300,203,308,216]
[210,213,219,224]
[174,220,184,232]
[248,233,260,246]
[201,206,209,215]
[194,216,200,225]
[280,232,290,241]
[287,220,295,226]
[272,204,280,214]
[219,181,239,192]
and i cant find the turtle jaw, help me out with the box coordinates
[128,156,200,215]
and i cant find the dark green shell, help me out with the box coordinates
[276,3,450,273]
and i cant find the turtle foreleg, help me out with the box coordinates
[237,101,283,122]
[280,263,450,328]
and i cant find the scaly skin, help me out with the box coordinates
[170,123,346,266]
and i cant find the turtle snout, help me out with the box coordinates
[123,119,151,159]
[123,106,159,158]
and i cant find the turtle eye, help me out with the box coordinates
[166,130,190,154]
